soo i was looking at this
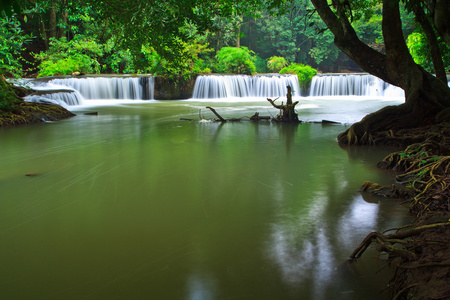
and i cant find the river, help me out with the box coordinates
[0,96,411,299]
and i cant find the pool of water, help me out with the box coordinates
[0,97,410,299]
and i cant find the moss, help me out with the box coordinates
[0,96,75,127]
[1,75,75,127]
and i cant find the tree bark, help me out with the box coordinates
[49,0,57,39]
[430,0,450,46]
[40,14,49,49]
[59,9,69,39]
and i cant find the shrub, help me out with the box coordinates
[280,63,317,89]
[253,55,269,73]
[35,37,102,77]
[407,32,450,73]
[214,47,256,75]
[0,76,18,113]
[267,56,288,72]
[0,13,32,77]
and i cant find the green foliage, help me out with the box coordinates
[34,37,103,76]
[253,55,269,73]
[267,56,288,72]
[0,13,32,77]
[280,63,317,89]
[407,32,450,73]
[137,41,213,82]
[407,32,432,71]
[0,76,18,112]
[215,47,256,74]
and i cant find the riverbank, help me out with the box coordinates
[0,80,75,127]
[0,101,75,127]
[355,122,450,300]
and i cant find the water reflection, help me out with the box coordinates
[186,271,217,300]
[0,100,410,299]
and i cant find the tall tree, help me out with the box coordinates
[310,0,450,145]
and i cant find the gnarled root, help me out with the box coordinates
[349,222,450,261]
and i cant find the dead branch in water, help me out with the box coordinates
[206,106,226,122]
[267,86,300,123]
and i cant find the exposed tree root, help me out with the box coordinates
[349,222,450,261]
[350,122,450,299]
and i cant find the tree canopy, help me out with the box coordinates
[0,0,449,125]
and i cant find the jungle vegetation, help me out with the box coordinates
[0,0,449,137]
[2,0,445,80]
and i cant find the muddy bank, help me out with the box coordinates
[354,122,450,299]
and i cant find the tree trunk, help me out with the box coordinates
[49,0,57,39]
[59,9,68,39]
[431,0,450,46]
[40,15,49,49]
[311,0,450,145]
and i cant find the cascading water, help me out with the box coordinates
[309,73,405,97]
[23,76,155,106]
[26,90,83,107]
[48,77,155,100]
[192,74,300,99]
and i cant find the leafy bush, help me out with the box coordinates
[35,37,103,77]
[407,32,450,73]
[267,56,287,72]
[0,76,18,113]
[0,13,32,77]
[138,42,213,82]
[253,55,269,73]
[280,63,317,89]
[214,47,256,75]
[36,54,97,77]
[102,39,135,74]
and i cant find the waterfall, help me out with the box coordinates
[192,74,300,99]
[309,73,404,97]
[25,90,83,107]
[48,77,154,100]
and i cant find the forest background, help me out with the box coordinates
[1,0,448,84]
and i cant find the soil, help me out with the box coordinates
[354,122,450,300]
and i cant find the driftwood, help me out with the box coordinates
[250,112,271,121]
[181,86,342,124]
[206,106,226,122]
[267,86,300,123]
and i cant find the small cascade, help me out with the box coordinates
[309,73,404,97]
[47,76,154,100]
[26,90,83,107]
[192,74,300,99]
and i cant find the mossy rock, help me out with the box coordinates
[0,101,75,127]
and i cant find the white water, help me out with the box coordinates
[49,77,154,100]
[22,73,408,107]
[25,91,82,107]
[192,74,301,99]
[309,73,405,97]
[23,76,155,107]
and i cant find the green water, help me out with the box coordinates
[0,99,409,299]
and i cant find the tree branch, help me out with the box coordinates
[310,0,393,85]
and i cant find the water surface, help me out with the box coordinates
[0,98,409,299]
